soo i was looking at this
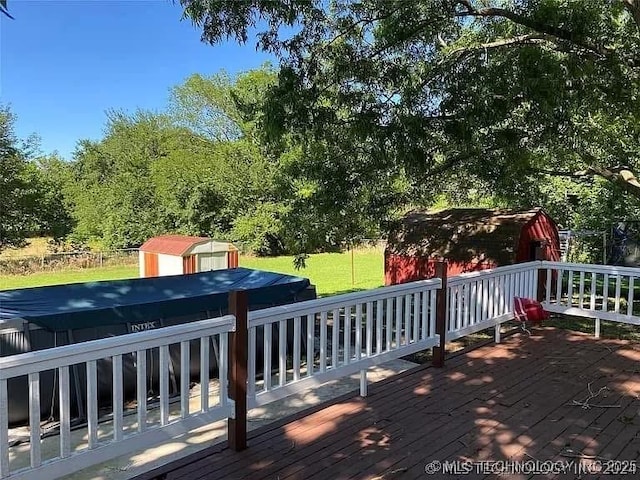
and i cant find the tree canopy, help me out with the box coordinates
[180,0,640,232]
[6,1,640,259]
[0,107,71,252]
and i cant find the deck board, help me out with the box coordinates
[137,328,640,480]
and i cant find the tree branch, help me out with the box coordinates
[623,0,640,29]
[533,163,640,199]
[448,34,550,56]
[455,2,614,59]
[424,145,503,178]
[587,165,640,197]
[530,168,587,178]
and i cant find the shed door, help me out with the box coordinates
[529,240,545,261]
[183,255,196,274]
[227,249,239,268]
[144,253,159,277]
[197,252,227,272]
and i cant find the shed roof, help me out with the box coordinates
[386,207,545,263]
[140,235,212,256]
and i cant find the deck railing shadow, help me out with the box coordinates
[171,329,638,480]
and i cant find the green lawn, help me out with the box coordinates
[0,250,384,297]
[240,250,384,296]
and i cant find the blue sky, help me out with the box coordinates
[0,0,273,159]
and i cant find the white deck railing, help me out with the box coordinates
[446,262,538,342]
[4,259,640,479]
[540,261,640,335]
[247,278,441,407]
[0,315,235,480]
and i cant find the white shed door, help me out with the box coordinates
[197,252,227,272]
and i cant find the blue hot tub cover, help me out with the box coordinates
[0,267,311,331]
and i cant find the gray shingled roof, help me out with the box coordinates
[386,207,543,265]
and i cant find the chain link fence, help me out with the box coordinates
[0,249,139,276]
[0,239,387,276]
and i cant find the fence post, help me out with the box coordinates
[228,290,248,451]
[432,261,448,368]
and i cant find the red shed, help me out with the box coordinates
[384,207,560,285]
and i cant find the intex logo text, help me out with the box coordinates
[130,321,158,332]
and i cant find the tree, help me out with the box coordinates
[0,107,43,251]
[0,0,13,19]
[169,67,311,255]
[180,0,640,239]
[169,67,277,142]
[26,154,74,242]
[68,111,175,248]
[65,76,289,252]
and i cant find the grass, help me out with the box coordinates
[240,249,384,296]
[0,249,384,296]
[546,314,640,342]
[0,237,107,259]
[0,238,52,259]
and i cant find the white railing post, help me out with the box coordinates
[360,370,367,397]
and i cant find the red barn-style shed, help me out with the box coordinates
[385,207,560,285]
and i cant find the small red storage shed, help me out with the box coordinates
[139,235,239,278]
[385,207,560,285]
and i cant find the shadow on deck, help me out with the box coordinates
[137,328,640,480]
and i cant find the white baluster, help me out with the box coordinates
[278,319,286,386]
[29,372,41,467]
[136,350,147,432]
[59,366,72,456]
[87,360,98,448]
[320,312,327,372]
[293,316,301,381]
[0,379,8,477]
[200,337,210,412]
[159,346,169,425]
[180,341,190,418]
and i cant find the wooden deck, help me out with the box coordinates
[138,328,640,480]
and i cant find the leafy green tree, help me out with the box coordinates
[0,107,75,251]
[0,107,39,251]
[180,0,640,243]
[170,66,277,141]
[24,154,74,242]
[68,111,173,248]
[170,72,244,141]
[66,100,282,251]
[168,68,293,253]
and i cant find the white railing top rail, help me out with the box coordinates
[0,315,235,380]
[542,261,640,276]
[447,261,541,287]
[248,278,441,326]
